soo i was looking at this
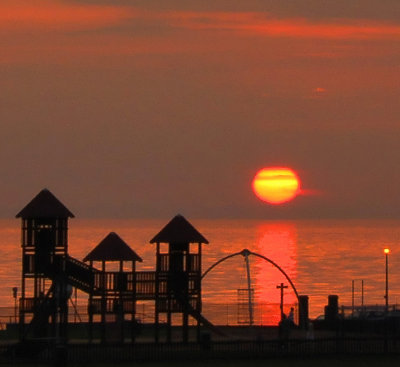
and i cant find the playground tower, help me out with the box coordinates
[16,189,74,340]
[150,215,208,343]
[83,232,142,343]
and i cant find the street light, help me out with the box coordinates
[384,248,390,313]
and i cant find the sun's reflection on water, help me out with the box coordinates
[253,222,298,324]
[201,221,299,325]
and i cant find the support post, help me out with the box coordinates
[101,262,106,344]
[352,280,355,316]
[197,242,202,342]
[155,243,160,343]
[88,261,93,343]
[361,279,364,309]
[131,261,136,344]
[167,301,171,343]
[243,253,254,326]
[183,310,189,343]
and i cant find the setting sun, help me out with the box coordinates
[252,167,300,204]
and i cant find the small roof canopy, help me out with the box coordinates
[150,214,209,244]
[16,188,74,219]
[83,232,143,262]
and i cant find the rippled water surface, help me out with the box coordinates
[1,218,400,325]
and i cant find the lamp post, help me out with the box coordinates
[384,248,390,313]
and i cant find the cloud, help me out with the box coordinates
[163,11,400,40]
[1,2,400,66]
[69,0,400,23]
[0,0,138,31]
[1,1,400,41]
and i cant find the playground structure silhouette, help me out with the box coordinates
[17,189,213,344]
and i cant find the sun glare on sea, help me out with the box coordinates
[252,167,301,204]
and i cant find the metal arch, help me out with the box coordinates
[201,249,299,301]
[248,251,299,301]
[201,251,244,279]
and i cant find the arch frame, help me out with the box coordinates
[201,249,299,301]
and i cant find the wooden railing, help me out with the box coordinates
[65,256,96,292]
[158,254,200,272]
[19,298,36,313]
[136,272,156,297]
[88,299,137,314]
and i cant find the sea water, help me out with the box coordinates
[1,218,399,325]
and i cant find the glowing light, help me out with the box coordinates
[252,167,300,204]
[384,248,390,254]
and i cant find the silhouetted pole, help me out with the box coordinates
[276,283,288,320]
[384,248,390,313]
[384,248,390,353]
[243,253,254,325]
[12,287,18,323]
[351,280,355,316]
[361,279,364,309]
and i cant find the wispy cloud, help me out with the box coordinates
[1,2,400,65]
[1,2,400,40]
[163,11,400,40]
[0,0,138,31]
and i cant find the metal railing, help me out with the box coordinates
[2,302,298,327]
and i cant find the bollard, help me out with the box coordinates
[298,295,309,330]
[325,295,339,322]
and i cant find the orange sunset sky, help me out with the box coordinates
[1,0,400,219]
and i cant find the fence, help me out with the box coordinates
[0,301,298,327]
[1,337,400,363]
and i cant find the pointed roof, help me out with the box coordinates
[16,189,74,219]
[150,214,209,244]
[83,232,143,262]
